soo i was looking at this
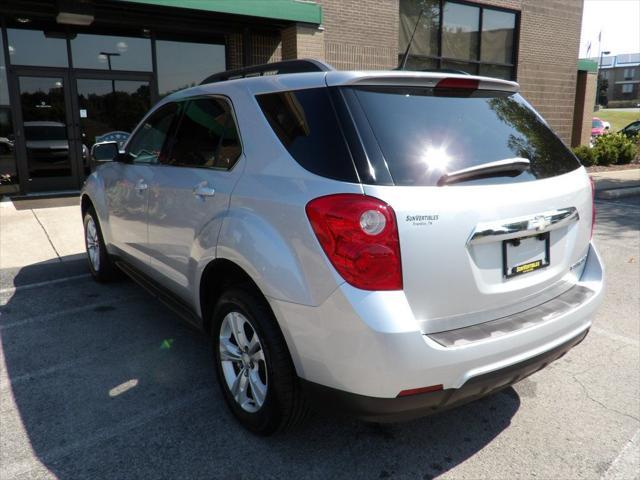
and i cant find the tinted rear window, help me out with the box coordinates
[348,86,580,186]
[256,88,358,182]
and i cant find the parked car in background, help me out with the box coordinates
[619,120,640,139]
[591,117,609,137]
[81,60,604,435]
[24,121,69,162]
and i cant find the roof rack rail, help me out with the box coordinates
[200,59,334,85]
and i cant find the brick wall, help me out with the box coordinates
[230,0,583,144]
[318,0,398,70]
[514,0,584,144]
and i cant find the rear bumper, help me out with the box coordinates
[271,242,604,400]
[301,328,588,422]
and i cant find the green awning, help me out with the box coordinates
[116,0,322,24]
[578,59,598,73]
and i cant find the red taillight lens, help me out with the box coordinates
[590,177,596,239]
[306,194,403,291]
[435,77,479,90]
[397,384,443,397]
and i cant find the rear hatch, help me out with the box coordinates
[336,76,593,333]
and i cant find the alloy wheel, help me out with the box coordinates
[86,217,100,272]
[219,311,268,413]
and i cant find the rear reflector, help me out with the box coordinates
[397,384,443,397]
[435,78,479,90]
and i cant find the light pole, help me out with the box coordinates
[99,51,120,94]
[596,50,610,108]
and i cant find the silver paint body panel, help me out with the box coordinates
[81,70,604,398]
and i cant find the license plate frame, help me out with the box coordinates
[502,232,550,278]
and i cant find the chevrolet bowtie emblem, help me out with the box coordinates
[528,215,549,231]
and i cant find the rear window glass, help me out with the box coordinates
[256,88,358,182]
[348,86,580,186]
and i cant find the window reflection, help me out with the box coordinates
[0,34,18,193]
[398,1,517,80]
[77,79,151,173]
[7,29,68,67]
[442,2,480,61]
[71,34,152,71]
[399,0,440,58]
[481,10,516,64]
[156,40,225,97]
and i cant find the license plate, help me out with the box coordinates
[502,233,550,278]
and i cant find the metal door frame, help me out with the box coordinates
[11,66,81,193]
[9,67,155,194]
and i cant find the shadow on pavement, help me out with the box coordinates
[1,256,520,479]
[10,195,80,211]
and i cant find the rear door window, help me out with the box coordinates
[346,86,580,186]
[256,88,358,182]
[166,97,242,170]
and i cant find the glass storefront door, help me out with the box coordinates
[15,72,81,192]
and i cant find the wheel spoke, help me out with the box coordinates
[248,333,261,356]
[219,337,242,362]
[229,312,249,349]
[230,367,245,398]
[248,370,267,407]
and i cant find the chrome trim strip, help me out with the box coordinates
[427,284,595,347]
[468,207,579,245]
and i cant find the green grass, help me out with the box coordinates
[595,109,640,132]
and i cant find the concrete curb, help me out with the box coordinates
[597,187,640,200]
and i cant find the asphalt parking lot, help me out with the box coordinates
[1,197,638,480]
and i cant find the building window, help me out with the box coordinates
[622,83,633,94]
[71,34,152,71]
[156,40,225,97]
[623,68,634,80]
[399,0,518,79]
[1,33,19,193]
[6,29,69,67]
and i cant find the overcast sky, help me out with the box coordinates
[579,0,640,58]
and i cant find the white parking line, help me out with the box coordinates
[602,429,640,480]
[0,388,211,479]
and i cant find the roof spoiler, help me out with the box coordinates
[200,59,334,85]
[331,73,520,93]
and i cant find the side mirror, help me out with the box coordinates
[91,141,120,163]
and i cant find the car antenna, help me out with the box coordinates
[398,8,425,70]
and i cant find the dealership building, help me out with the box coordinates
[1,0,585,196]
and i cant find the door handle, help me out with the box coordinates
[193,182,215,198]
[135,179,148,192]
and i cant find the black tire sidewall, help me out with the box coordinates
[212,289,288,435]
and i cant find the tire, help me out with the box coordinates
[211,287,308,435]
[83,208,119,282]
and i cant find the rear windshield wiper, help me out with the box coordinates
[437,157,530,186]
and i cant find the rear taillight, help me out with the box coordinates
[590,177,596,239]
[435,77,479,90]
[305,194,402,291]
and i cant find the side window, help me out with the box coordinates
[126,103,179,164]
[165,97,242,170]
[256,88,358,182]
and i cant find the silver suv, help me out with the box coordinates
[81,60,604,435]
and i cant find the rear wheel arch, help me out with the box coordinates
[80,194,93,218]
[199,259,270,334]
